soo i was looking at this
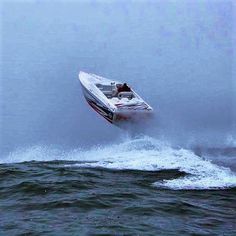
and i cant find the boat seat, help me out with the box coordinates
[103,90,113,98]
[118,91,133,100]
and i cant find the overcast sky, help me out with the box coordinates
[1,0,235,154]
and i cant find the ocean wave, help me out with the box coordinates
[2,136,236,190]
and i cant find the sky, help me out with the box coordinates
[1,0,235,155]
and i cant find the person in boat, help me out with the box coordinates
[115,83,133,99]
[117,83,131,93]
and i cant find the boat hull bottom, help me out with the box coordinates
[87,101,153,125]
[82,84,153,126]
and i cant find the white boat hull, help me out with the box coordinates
[79,71,153,125]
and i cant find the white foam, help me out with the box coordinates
[2,146,64,164]
[2,136,236,190]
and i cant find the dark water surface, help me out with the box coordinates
[1,163,236,236]
[1,138,236,235]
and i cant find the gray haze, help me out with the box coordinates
[1,0,236,154]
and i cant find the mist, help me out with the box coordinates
[1,0,236,155]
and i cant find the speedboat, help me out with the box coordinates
[78,71,153,125]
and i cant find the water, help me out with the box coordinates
[1,137,236,235]
[1,0,236,235]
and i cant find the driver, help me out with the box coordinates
[117,83,131,93]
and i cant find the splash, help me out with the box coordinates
[2,136,236,190]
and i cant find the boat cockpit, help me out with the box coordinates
[96,82,134,100]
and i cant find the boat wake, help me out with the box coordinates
[2,136,236,190]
